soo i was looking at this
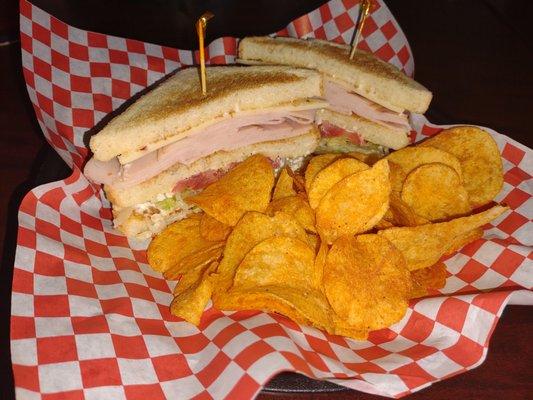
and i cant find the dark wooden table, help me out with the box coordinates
[1,1,532,399]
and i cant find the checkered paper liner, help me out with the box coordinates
[12,0,532,398]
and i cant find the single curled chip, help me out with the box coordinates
[385,146,463,182]
[170,261,218,326]
[445,228,484,256]
[199,213,232,242]
[375,217,395,230]
[316,159,390,244]
[233,236,316,289]
[272,167,297,200]
[313,240,328,291]
[285,168,307,195]
[307,233,319,253]
[213,211,308,299]
[165,242,224,280]
[409,262,447,299]
[173,262,210,296]
[324,234,411,331]
[217,235,336,335]
[308,157,368,209]
[216,286,336,335]
[389,161,408,197]
[419,126,504,207]
[147,214,216,274]
[266,196,316,233]
[386,194,429,227]
[187,154,274,226]
[347,151,383,165]
[332,318,369,340]
[378,205,508,271]
[401,163,471,221]
[304,153,342,193]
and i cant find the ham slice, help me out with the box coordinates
[84,109,316,189]
[324,80,410,131]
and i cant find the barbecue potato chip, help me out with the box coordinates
[376,217,395,230]
[420,126,504,207]
[389,161,408,196]
[165,242,224,280]
[213,211,308,298]
[401,163,471,221]
[216,288,309,325]
[147,213,215,273]
[385,146,463,182]
[307,233,319,252]
[445,228,484,256]
[304,153,342,193]
[313,240,328,291]
[387,194,429,227]
[272,167,297,200]
[324,235,411,331]
[348,151,383,165]
[409,262,447,299]
[187,154,275,226]
[200,213,232,242]
[316,159,390,244]
[266,196,316,233]
[285,168,307,195]
[234,236,315,289]
[380,194,428,228]
[219,235,335,333]
[173,262,210,295]
[378,205,508,271]
[308,158,369,209]
[332,319,369,340]
[170,261,217,326]
[217,286,336,334]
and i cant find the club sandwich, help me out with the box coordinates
[84,65,324,238]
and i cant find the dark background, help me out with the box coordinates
[1,1,532,399]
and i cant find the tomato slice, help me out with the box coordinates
[173,168,227,192]
[320,122,365,145]
[173,158,282,193]
[319,121,346,138]
[346,132,365,145]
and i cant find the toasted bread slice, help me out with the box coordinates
[238,36,432,114]
[89,65,322,162]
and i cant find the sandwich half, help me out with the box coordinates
[238,36,432,155]
[84,65,324,238]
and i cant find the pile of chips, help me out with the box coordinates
[147,126,507,339]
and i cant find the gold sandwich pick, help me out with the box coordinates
[196,11,214,95]
[349,0,371,59]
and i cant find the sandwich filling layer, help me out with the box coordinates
[85,109,317,189]
[323,80,410,131]
[311,80,412,154]
[316,121,388,156]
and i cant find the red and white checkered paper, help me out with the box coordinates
[12,0,533,398]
